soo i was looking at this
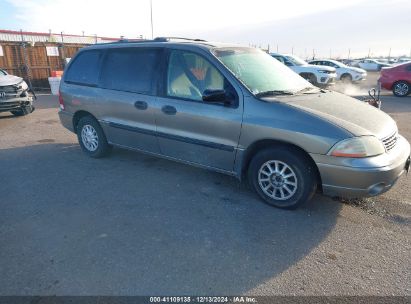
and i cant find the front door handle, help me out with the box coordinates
[161,105,177,115]
[134,101,148,110]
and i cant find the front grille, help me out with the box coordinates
[0,85,19,94]
[0,101,21,110]
[382,132,398,152]
[0,85,22,100]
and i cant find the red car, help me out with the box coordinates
[379,62,411,97]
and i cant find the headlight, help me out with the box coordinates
[328,136,385,158]
[21,81,29,91]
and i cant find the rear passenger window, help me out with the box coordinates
[100,48,159,94]
[65,51,102,86]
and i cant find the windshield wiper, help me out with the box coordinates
[255,90,295,97]
[295,87,321,94]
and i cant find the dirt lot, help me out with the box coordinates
[0,78,410,296]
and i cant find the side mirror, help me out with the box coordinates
[202,89,232,105]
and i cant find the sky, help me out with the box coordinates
[1,0,410,58]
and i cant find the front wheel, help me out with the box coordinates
[76,116,111,158]
[340,74,352,83]
[302,74,317,85]
[248,147,318,209]
[393,81,410,97]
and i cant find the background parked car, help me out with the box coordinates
[395,57,411,65]
[379,62,411,97]
[0,69,34,116]
[309,59,367,83]
[271,53,336,87]
[358,59,392,71]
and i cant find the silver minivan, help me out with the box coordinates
[58,38,410,209]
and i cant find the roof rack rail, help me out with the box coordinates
[103,37,207,45]
[153,37,207,42]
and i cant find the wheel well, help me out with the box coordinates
[393,80,410,86]
[241,139,322,190]
[72,111,97,132]
[341,73,352,79]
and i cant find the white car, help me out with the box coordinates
[357,59,392,71]
[271,53,337,87]
[395,58,411,65]
[309,59,367,83]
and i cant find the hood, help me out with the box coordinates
[305,64,336,72]
[270,91,397,139]
[0,74,23,87]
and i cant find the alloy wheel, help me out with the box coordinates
[258,160,298,200]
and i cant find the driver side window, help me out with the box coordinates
[167,50,225,102]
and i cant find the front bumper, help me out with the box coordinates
[310,135,410,198]
[352,73,367,82]
[317,73,337,85]
[0,95,33,112]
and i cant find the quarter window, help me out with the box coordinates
[65,50,102,86]
[100,48,159,94]
[166,50,228,102]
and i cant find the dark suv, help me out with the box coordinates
[58,38,410,209]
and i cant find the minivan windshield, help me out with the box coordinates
[212,47,314,96]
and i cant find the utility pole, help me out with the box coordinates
[348,48,351,59]
[388,47,391,60]
[20,29,33,92]
[60,31,66,67]
[150,0,154,39]
[291,47,294,55]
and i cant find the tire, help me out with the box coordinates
[301,73,317,85]
[248,147,317,209]
[76,116,111,158]
[11,104,34,116]
[392,81,410,97]
[340,74,352,83]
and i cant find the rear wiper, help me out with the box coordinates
[255,90,295,97]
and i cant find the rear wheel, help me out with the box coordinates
[393,81,410,97]
[76,116,111,158]
[248,147,317,209]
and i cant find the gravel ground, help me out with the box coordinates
[0,86,410,296]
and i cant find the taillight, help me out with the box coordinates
[58,90,65,110]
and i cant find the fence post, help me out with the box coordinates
[20,29,34,91]
[60,31,66,69]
